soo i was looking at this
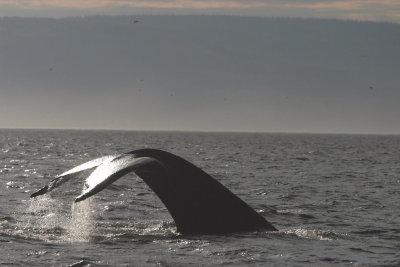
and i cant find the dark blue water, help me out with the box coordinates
[1,129,399,266]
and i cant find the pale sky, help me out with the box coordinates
[0,2,399,134]
[0,0,400,23]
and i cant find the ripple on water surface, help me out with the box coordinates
[0,130,399,266]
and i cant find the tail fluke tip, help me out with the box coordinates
[30,185,49,198]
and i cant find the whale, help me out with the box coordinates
[30,148,277,234]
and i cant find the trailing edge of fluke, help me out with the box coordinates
[30,149,277,234]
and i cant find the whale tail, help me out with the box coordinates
[31,149,277,234]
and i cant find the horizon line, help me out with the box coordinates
[0,127,398,137]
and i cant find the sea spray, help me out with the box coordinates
[17,195,67,240]
[16,195,96,242]
[65,198,95,242]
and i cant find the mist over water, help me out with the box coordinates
[1,129,399,266]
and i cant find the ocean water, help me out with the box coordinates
[0,129,399,266]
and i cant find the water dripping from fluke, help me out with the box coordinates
[65,198,95,243]
[15,195,96,242]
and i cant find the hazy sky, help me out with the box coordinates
[0,0,400,23]
[0,3,399,134]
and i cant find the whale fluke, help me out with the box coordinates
[30,155,117,198]
[31,149,277,234]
